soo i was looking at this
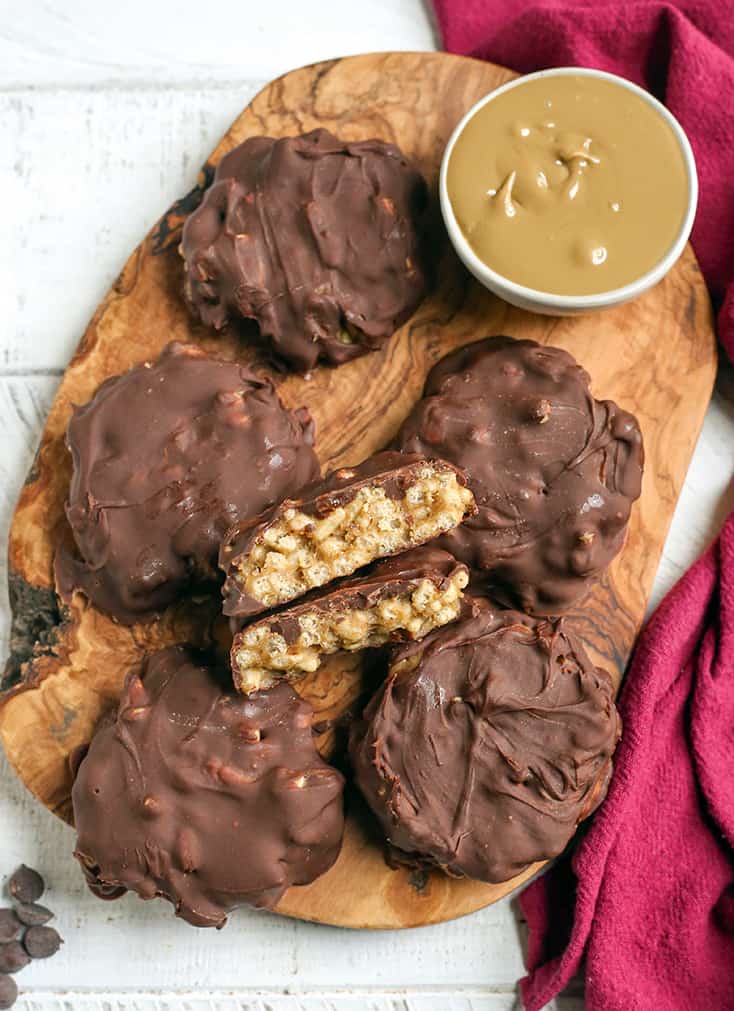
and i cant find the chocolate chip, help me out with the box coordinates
[0,913,20,945]
[7,866,44,904]
[14,903,53,927]
[0,975,17,1010]
[0,943,30,974]
[23,925,62,959]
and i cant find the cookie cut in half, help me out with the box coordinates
[230,547,469,694]
[220,451,476,620]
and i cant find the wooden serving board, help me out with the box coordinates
[0,52,716,930]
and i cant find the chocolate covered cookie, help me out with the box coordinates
[181,128,428,372]
[396,336,644,612]
[72,646,344,926]
[220,451,475,619]
[230,547,469,694]
[55,342,319,624]
[350,607,620,883]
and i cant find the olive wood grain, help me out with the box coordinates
[0,52,717,929]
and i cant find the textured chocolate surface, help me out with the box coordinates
[181,128,428,372]
[55,342,319,624]
[220,451,475,618]
[395,336,644,613]
[72,646,345,927]
[350,606,620,884]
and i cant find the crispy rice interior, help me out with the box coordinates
[231,465,473,611]
[232,568,468,693]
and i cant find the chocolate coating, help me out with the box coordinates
[181,128,428,372]
[395,336,644,612]
[350,607,620,883]
[55,342,319,624]
[221,450,475,619]
[72,646,345,927]
[0,913,21,945]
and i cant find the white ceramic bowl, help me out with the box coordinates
[439,67,699,315]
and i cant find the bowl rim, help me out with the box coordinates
[439,65,699,309]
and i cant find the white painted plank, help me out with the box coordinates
[12,994,585,1011]
[3,991,584,1011]
[2,86,263,373]
[0,0,437,88]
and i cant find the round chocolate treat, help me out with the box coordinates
[55,342,319,624]
[350,607,620,884]
[181,128,428,372]
[72,646,345,927]
[395,336,644,613]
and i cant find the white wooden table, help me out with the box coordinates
[1,2,733,1008]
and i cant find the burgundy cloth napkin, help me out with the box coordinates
[431,3,734,1008]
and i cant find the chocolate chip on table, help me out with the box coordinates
[14,903,53,927]
[23,925,62,959]
[7,866,44,905]
[0,974,17,1010]
[0,913,20,945]
[0,943,30,974]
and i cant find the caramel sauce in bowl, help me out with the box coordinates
[440,68,698,315]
